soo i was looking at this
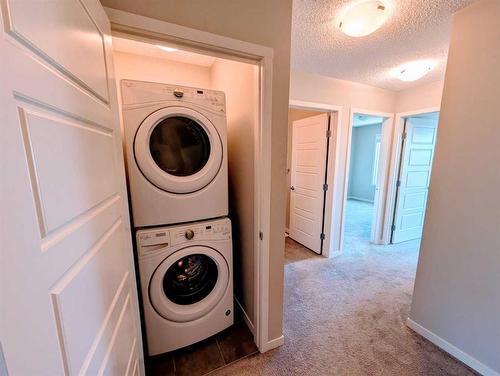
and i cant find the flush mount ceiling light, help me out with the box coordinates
[156,45,178,52]
[339,0,391,37]
[395,60,435,82]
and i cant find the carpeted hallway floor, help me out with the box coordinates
[211,200,476,375]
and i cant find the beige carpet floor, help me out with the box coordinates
[211,200,477,375]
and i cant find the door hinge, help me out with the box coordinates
[323,183,328,191]
[391,224,396,231]
[402,132,407,140]
[259,231,263,240]
[326,129,332,138]
[396,180,401,187]
[320,233,325,240]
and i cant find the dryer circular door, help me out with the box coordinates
[134,106,223,194]
[149,246,229,322]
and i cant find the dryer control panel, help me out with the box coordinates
[121,80,226,114]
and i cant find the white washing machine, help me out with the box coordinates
[137,218,233,355]
[121,80,228,227]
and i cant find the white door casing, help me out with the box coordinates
[289,114,329,254]
[391,117,438,243]
[0,1,143,375]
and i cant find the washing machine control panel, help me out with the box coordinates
[137,230,171,248]
[171,221,231,246]
[136,219,231,256]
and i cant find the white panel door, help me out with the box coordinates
[289,114,329,254]
[0,1,143,375]
[392,117,438,243]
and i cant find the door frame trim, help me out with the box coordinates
[289,100,343,258]
[382,107,440,244]
[341,108,394,250]
[104,8,275,353]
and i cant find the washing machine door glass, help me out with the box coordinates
[150,117,210,177]
[149,246,229,323]
[163,253,217,305]
[135,106,223,194]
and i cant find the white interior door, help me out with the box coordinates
[289,113,329,254]
[392,116,438,243]
[0,1,143,375]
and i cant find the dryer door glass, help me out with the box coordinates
[163,254,218,305]
[149,116,211,177]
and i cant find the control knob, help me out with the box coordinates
[185,229,194,240]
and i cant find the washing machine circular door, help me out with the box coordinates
[149,246,229,322]
[134,106,223,194]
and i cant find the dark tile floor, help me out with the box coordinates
[147,304,258,376]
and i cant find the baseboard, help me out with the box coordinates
[234,297,255,336]
[346,196,374,204]
[406,318,499,376]
[260,335,284,353]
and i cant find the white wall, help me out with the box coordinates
[408,1,500,374]
[113,51,212,89]
[395,80,444,113]
[211,58,259,327]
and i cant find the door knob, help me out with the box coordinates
[291,186,295,191]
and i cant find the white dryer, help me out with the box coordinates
[137,218,233,355]
[121,80,228,227]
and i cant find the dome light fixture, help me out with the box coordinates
[395,60,435,82]
[339,0,392,37]
[156,45,178,53]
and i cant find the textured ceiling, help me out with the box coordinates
[292,0,475,91]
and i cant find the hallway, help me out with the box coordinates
[212,227,476,375]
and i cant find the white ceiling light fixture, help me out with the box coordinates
[156,45,178,53]
[339,0,392,37]
[395,60,435,82]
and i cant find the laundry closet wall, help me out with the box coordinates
[211,59,259,328]
[113,51,212,88]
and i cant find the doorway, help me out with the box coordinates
[286,102,342,257]
[344,114,384,249]
[109,28,264,371]
[287,109,329,254]
[389,111,439,244]
[337,109,394,253]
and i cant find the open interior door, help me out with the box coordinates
[289,113,330,254]
[391,116,438,243]
[0,1,144,374]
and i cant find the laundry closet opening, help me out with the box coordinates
[110,35,259,358]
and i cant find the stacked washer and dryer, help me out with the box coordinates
[121,80,233,355]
